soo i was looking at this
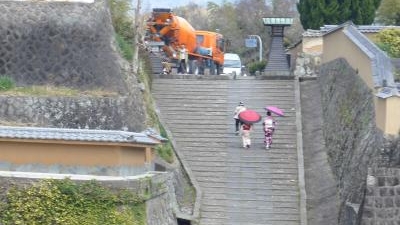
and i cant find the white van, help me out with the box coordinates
[223,53,242,76]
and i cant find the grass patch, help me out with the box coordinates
[182,184,196,208]
[0,119,38,127]
[116,34,133,61]
[0,85,118,97]
[155,123,174,163]
[0,76,15,91]
[155,141,174,164]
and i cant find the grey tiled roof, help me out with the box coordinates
[320,24,400,33]
[144,128,168,142]
[344,25,396,88]
[357,25,400,33]
[303,29,324,37]
[375,87,399,98]
[0,126,163,145]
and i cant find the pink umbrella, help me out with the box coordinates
[239,109,262,124]
[265,106,284,116]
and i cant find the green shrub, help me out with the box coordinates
[156,123,174,163]
[109,0,134,40]
[0,179,145,225]
[156,143,174,164]
[375,28,400,58]
[0,76,15,91]
[109,0,134,61]
[248,61,267,75]
[116,34,133,61]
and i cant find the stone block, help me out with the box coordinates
[380,187,395,196]
[387,177,400,186]
[376,209,387,219]
[378,177,386,186]
[375,198,383,208]
[366,187,375,196]
[376,208,396,219]
[360,219,373,225]
[364,197,374,207]
[385,197,394,207]
[362,207,374,218]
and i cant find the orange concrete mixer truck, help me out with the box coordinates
[145,8,225,75]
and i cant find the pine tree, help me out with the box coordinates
[322,0,340,24]
[337,0,352,23]
[362,0,377,24]
[297,0,382,29]
[297,0,325,29]
[350,0,363,24]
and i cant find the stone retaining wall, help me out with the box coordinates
[0,0,127,93]
[0,0,180,223]
[294,52,321,77]
[0,95,146,132]
[318,58,383,224]
[362,168,400,224]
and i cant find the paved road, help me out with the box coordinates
[152,76,300,225]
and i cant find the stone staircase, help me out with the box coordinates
[152,76,301,225]
[149,53,165,75]
[264,37,290,76]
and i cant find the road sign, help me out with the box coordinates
[245,38,257,48]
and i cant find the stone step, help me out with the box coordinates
[152,77,300,225]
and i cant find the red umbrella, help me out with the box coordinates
[265,106,284,116]
[238,109,261,124]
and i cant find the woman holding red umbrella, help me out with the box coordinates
[238,109,261,149]
[241,122,253,149]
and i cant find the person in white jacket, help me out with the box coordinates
[233,102,246,134]
[178,44,188,74]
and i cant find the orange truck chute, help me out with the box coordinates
[145,8,225,75]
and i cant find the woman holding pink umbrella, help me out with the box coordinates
[263,111,276,149]
[263,106,284,149]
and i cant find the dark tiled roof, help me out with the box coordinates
[0,126,163,145]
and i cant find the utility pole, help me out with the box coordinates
[133,0,141,75]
